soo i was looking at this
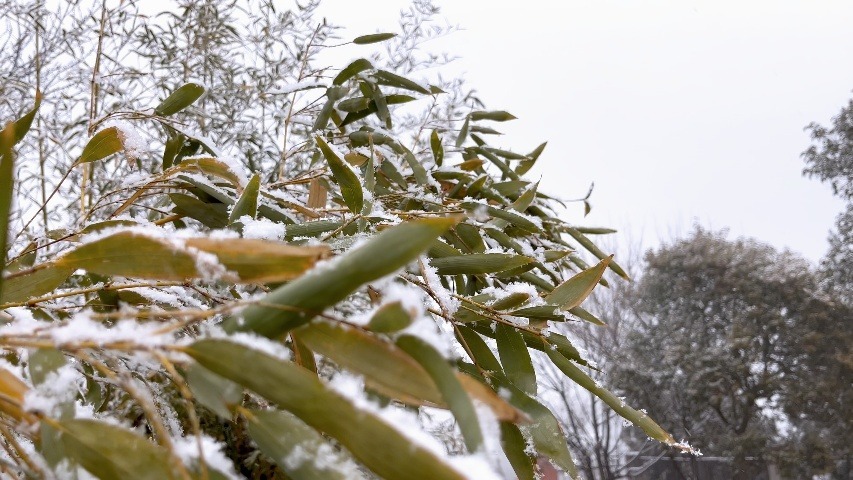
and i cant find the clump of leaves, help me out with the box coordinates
[0,29,691,480]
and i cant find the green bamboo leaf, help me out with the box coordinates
[429,253,533,275]
[516,142,546,175]
[568,306,606,326]
[352,32,397,44]
[366,301,413,333]
[545,348,678,447]
[78,126,123,164]
[573,226,617,235]
[470,110,517,122]
[397,335,484,453]
[476,147,520,181]
[403,148,429,186]
[370,85,391,129]
[565,228,630,279]
[373,70,430,95]
[55,231,328,284]
[495,324,536,395]
[337,96,372,112]
[248,409,363,480]
[333,58,374,85]
[0,124,15,300]
[154,82,205,116]
[470,323,587,367]
[315,136,363,214]
[185,339,467,480]
[500,421,536,480]
[1,264,74,304]
[430,130,443,166]
[453,223,486,253]
[339,94,416,127]
[478,368,578,478]
[224,217,457,337]
[461,202,540,234]
[59,419,176,480]
[228,173,260,223]
[12,91,41,146]
[483,147,529,161]
[544,256,611,310]
[469,125,502,135]
[296,322,443,406]
[313,86,348,131]
[170,193,229,228]
[28,348,66,385]
[511,182,538,213]
[455,116,470,148]
[185,362,243,418]
[455,326,503,373]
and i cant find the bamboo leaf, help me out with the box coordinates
[544,256,611,310]
[154,82,205,116]
[545,348,678,447]
[429,253,533,275]
[373,70,430,95]
[185,339,467,480]
[470,110,517,122]
[568,306,606,326]
[516,142,546,175]
[224,217,457,337]
[28,348,66,385]
[397,335,483,453]
[185,362,243,419]
[228,173,260,223]
[0,366,35,423]
[495,324,536,395]
[352,33,396,45]
[296,321,443,406]
[12,91,41,146]
[59,419,176,480]
[333,59,374,85]
[0,124,15,300]
[430,129,443,166]
[306,178,327,209]
[1,264,74,303]
[500,421,536,480]
[455,116,470,147]
[247,409,363,480]
[169,193,229,228]
[565,228,630,279]
[78,126,123,164]
[366,301,413,333]
[315,136,363,214]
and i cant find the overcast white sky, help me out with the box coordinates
[318,0,853,263]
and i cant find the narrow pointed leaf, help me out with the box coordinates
[516,142,546,175]
[169,193,229,228]
[0,124,15,300]
[333,59,373,85]
[352,32,396,44]
[500,421,536,480]
[568,305,606,326]
[470,110,517,122]
[59,419,175,480]
[185,362,244,419]
[224,217,457,337]
[565,228,630,279]
[495,324,536,395]
[373,70,430,95]
[367,301,413,333]
[429,253,533,275]
[545,348,678,447]
[315,136,363,214]
[455,116,470,147]
[0,366,35,423]
[545,256,611,310]
[228,173,260,223]
[185,339,468,480]
[78,126,123,164]
[296,322,443,406]
[430,130,443,166]
[12,91,41,145]
[397,335,483,453]
[154,82,205,116]
[306,178,327,209]
[1,264,74,304]
[247,409,363,480]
